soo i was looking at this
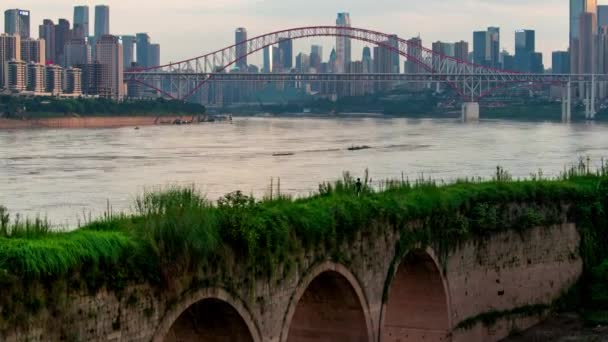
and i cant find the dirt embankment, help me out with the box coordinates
[0,115,196,130]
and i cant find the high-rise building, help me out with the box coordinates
[310,45,323,72]
[552,51,570,74]
[21,38,46,65]
[121,35,136,69]
[362,46,372,73]
[65,67,82,95]
[94,5,110,38]
[95,34,124,98]
[136,33,150,68]
[262,46,271,73]
[78,62,111,96]
[55,19,71,67]
[579,12,597,74]
[599,5,608,28]
[336,12,352,73]
[278,38,293,71]
[235,28,248,71]
[295,53,310,73]
[514,29,535,72]
[73,6,90,39]
[487,27,500,68]
[7,59,26,91]
[473,31,489,65]
[0,34,21,89]
[454,41,469,62]
[570,0,597,74]
[388,35,400,73]
[64,38,91,67]
[149,44,160,68]
[329,48,337,72]
[45,64,63,95]
[26,62,45,93]
[39,19,56,64]
[5,9,30,38]
[272,46,281,73]
[406,36,423,74]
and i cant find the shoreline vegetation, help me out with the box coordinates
[0,96,206,129]
[1,160,608,326]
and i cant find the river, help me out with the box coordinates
[1,116,607,227]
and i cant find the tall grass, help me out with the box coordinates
[0,160,606,287]
[133,186,219,276]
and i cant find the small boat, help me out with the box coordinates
[347,145,372,151]
[134,126,140,130]
[272,152,295,157]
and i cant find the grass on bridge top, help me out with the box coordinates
[0,160,606,283]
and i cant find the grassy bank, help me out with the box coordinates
[0,96,205,118]
[1,164,608,323]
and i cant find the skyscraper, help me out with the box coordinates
[64,38,91,67]
[21,38,45,65]
[454,41,469,62]
[362,46,372,72]
[263,46,271,73]
[55,19,71,67]
[136,33,150,68]
[473,31,489,65]
[278,38,293,71]
[235,28,248,71]
[39,19,56,64]
[272,46,280,73]
[514,29,535,72]
[73,6,90,39]
[388,35,400,73]
[552,51,570,74]
[7,60,26,91]
[95,35,124,98]
[26,62,45,93]
[406,37,423,74]
[45,64,63,95]
[149,44,160,67]
[310,45,323,72]
[570,0,597,74]
[579,12,597,74]
[336,12,351,73]
[94,5,110,38]
[5,9,30,38]
[599,5,608,28]
[487,27,500,68]
[121,35,136,69]
[0,34,21,89]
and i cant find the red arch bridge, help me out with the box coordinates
[124,26,607,119]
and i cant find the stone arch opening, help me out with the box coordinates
[286,270,371,342]
[382,249,451,342]
[164,298,255,342]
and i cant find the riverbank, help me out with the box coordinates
[0,115,197,129]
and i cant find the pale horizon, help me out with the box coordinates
[1,0,600,67]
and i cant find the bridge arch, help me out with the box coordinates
[152,287,262,342]
[381,247,452,342]
[129,26,512,101]
[280,261,374,342]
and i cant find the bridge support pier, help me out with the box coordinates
[562,82,572,123]
[461,102,479,122]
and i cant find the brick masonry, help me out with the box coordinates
[1,223,582,342]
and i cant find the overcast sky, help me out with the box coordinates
[2,0,588,67]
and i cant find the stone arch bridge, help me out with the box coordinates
[3,216,581,341]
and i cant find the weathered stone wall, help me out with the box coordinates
[1,222,583,342]
[449,223,582,341]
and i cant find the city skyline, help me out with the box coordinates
[0,0,593,67]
